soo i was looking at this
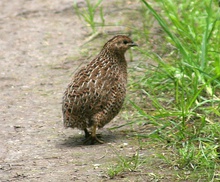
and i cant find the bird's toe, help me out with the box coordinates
[83,135,104,145]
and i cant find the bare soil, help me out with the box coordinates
[0,1,173,181]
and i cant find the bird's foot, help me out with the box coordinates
[84,129,101,139]
[83,135,104,145]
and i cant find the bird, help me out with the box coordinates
[62,35,137,144]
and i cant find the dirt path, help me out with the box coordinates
[0,1,149,181]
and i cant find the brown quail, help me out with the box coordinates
[62,35,137,144]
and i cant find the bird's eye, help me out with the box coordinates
[123,40,128,44]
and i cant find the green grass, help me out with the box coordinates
[73,0,104,34]
[127,0,220,180]
[107,147,144,179]
[74,0,220,180]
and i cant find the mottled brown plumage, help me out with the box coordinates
[62,35,137,144]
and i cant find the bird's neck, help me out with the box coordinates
[100,49,126,64]
[101,49,127,78]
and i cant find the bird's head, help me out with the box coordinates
[103,35,138,54]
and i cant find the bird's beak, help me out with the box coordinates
[128,42,138,47]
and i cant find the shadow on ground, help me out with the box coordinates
[57,128,128,147]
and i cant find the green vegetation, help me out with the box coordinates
[107,147,145,179]
[75,0,220,181]
[129,0,220,180]
[73,0,104,34]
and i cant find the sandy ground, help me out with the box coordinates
[0,0,155,181]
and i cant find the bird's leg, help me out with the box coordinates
[84,128,90,139]
[83,124,104,145]
[91,125,104,144]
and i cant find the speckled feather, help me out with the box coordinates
[62,35,137,143]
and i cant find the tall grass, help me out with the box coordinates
[73,0,104,34]
[129,0,220,179]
